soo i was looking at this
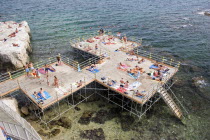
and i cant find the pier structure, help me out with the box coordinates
[0,33,188,130]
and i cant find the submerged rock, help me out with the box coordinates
[59,117,72,129]
[50,129,61,137]
[78,111,94,125]
[80,128,105,140]
[38,129,49,137]
[49,117,71,129]
[192,76,207,89]
[20,106,29,116]
[120,115,135,131]
[0,21,31,69]
[204,11,210,16]
[91,109,109,124]
[74,106,81,111]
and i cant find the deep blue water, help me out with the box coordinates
[1,0,210,68]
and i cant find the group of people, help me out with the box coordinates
[148,62,170,81]
[33,88,45,104]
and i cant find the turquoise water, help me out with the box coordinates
[1,0,210,139]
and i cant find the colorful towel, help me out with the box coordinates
[31,91,51,101]
[128,72,140,79]
[149,65,159,69]
[116,87,127,93]
[88,68,100,73]
[38,68,46,74]
[127,81,142,90]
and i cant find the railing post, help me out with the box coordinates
[77,62,81,72]
[8,72,12,79]
[149,53,152,59]
[162,57,165,63]
[170,59,173,66]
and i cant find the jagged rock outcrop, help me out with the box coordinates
[0,21,31,70]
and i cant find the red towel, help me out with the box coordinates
[116,87,127,93]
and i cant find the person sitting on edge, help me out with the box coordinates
[124,81,129,88]
[120,78,125,88]
[77,80,83,88]
[33,91,39,99]
[135,90,145,97]
[95,44,98,50]
[56,53,62,65]
[38,88,46,100]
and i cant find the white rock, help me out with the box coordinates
[21,106,29,115]
[0,21,32,69]
[0,97,21,115]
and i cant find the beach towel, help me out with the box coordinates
[149,65,159,69]
[128,72,140,79]
[106,42,115,45]
[38,68,46,74]
[87,68,100,73]
[48,66,56,72]
[127,81,142,90]
[116,87,127,93]
[117,67,127,71]
[136,95,144,98]
[31,91,51,101]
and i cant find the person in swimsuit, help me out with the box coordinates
[124,81,129,88]
[135,90,145,97]
[54,76,59,88]
[28,62,34,71]
[25,63,30,77]
[56,54,61,65]
[38,88,46,99]
[45,64,49,74]
[77,80,83,88]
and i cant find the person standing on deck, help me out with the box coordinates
[56,53,62,65]
[54,76,59,88]
[25,63,30,77]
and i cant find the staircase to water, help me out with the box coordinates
[158,87,183,119]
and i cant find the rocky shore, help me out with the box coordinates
[0,21,31,70]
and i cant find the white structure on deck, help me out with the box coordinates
[0,100,42,140]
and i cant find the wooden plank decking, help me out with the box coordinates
[0,35,178,111]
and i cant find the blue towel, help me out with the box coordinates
[136,95,144,98]
[128,72,140,79]
[31,91,51,101]
[89,69,100,73]
[149,65,159,69]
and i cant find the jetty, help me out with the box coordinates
[0,32,188,139]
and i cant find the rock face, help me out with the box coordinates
[0,97,21,115]
[0,21,31,69]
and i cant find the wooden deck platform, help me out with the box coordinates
[0,35,178,110]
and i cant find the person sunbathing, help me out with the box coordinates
[38,88,46,100]
[135,90,145,97]
[33,91,39,99]
[12,43,19,47]
[118,62,128,70]
[84,46,92,51]
[152,70,163,81]
[87,64,96,71]
[77,80,83,88]
[127,69,135,75]
[139,68,145,74]
[8,32,16,38]
[138,58,145,64]
[32,69,36,78]
[124,81,129,88]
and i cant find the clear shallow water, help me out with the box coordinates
[1,0,210,139]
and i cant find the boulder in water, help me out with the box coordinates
[20,106,29,116]
[78,111,94,125]
[204,11,210,16]
[80,128,105,140]
[58,117,72,129]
